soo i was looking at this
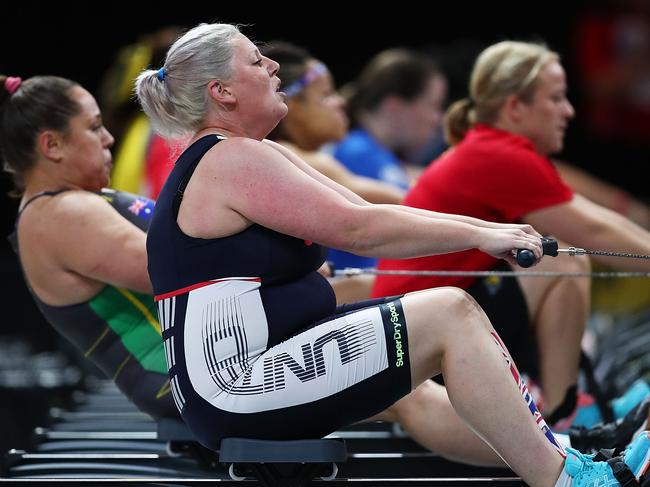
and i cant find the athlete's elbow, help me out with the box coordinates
[324,224,364,254]
[322,206,382,255]
[337,221,382,256]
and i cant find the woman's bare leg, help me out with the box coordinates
[516,244,591,414]
[401,287,563,487]
[382,380,506,466]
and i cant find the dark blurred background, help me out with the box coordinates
[2,1,649,232]
[0,0,648,453]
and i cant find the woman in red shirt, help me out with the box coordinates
[374,41,650,431]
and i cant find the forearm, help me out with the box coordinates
[350,179,405,205]
[378,204,506,229]
[346,205,484,259]
[580,208,650,271]
[539,197,650,271]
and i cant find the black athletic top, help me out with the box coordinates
[147,135,336,344]
[10,189,176,419]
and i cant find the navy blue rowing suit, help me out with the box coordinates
[147,135,410,450]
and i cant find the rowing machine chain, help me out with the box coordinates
[571,248,650,260]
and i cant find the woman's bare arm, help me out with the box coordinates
[200,138,542,262]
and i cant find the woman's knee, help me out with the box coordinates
[404,287,487,330]
[542,250,591,293]
[401,288,494,383]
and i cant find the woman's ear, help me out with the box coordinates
[501,93,526,123]
[208,80,236,106]
[36,131,64,162]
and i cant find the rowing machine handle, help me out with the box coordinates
[516,237,559,268]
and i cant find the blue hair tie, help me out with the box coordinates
[157,67,166,81]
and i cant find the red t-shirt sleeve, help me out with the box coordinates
[145,135,175,200]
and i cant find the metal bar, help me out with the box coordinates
[0,477,525,483]
[338,268,650,278]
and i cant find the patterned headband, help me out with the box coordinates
[283,63,327,98]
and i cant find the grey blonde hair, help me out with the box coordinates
[444,41,559,145]
[135,23,241,138]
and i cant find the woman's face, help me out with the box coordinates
[284,60,348,148]
[60,86,114,191]
[394,74,447,153]
[228,34,287,134]
[516,60,575,156]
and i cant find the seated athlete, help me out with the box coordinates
[372,41,650,431]
[0,68,646,477]
[134,22,650,486]
[257,41,648,445]
[331,48,447,271]
[0,74,175,420]
[0,72,332,423]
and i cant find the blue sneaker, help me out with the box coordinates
[568,392,604,430]
[563,431,650,486]
[570,380,650,429]
[613,381,650,420]
[622,432,650,477]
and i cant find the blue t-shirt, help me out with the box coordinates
[330,128,409,269]
[334,128,410,190]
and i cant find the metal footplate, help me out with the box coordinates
[220,437,347,486]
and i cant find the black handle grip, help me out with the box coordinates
[516,237,559,268]
[516,249,537,268]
